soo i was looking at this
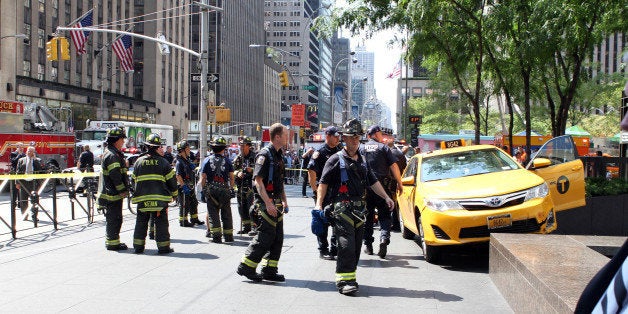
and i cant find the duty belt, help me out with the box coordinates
[333,199,367,223]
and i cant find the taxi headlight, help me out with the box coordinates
[425,198,464,212]
[524,183,549,202]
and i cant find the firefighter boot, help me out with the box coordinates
[338,281,359,295]
[224,234,234,242]
[158,247,175,254]
[191,218,205,225]
[134,245,145,254]
[107,243,128,251]
[180,220,193,227]
[262,272,285,283]
[212,235,223,243]
[237,264,263,282]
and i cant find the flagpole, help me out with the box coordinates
[66,6,95,28]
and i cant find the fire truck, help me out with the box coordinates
[0,100,75,174]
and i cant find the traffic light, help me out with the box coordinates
[278,70,289,87]
[58,37,70,60]
[46,37,58,61]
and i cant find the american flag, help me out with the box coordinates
[386,60,402,79]
[112,35,134,73]
[70,9,93,55]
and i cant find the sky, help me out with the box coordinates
[348,29,403,130]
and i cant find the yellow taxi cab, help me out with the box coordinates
[397,135,585,263]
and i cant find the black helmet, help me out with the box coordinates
[239,136,252,145]
[176,140,189,152]
[341,119,364,136]
[106,126,127,139]
[210,136,227,147]
[144,133,162,147]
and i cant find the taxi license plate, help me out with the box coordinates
[487,214,512,229]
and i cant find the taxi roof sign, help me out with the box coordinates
[440,139,466,149]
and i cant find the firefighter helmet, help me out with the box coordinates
[106,126,127,139]
[239,136,253,145]
[210,136,227,147]
[144,133,163,147]
[341,119,364,136]
[176,140,189,152]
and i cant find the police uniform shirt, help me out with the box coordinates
[252,146,285,198]
[233,151,255,188]
[307,144,342,183]
[360,139,398,180]
[175,155,195,184]
[201,154,234,182]
[319,150,378,207]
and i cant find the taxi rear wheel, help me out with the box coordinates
[418,216,440,263]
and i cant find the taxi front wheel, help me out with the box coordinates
[418,216,440,264]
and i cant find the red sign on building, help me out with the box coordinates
[0,100,24,114]
[291,103,306,127]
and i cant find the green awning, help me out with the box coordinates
[565,125,591,137]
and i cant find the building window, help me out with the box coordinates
[24,0,31,7]
[22,61,31,76]
[37,63,44,80]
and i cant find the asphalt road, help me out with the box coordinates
[0,182,511,313]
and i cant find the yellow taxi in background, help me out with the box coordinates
[398,135,585,263]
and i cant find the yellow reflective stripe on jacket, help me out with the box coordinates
[97,193,123,201]
[242,256,258,268]
[105,238,120,246]
[223,229,233,235]
[165,169,175,180]
[115,183,126,191]
[335,272,356,282]
[139,207,163,212]
[210,227,222,233]
[134,239,146,246]
[134,174,166,182]
[107,162,121,172]
[339,212,354,226]
[132,194,173,203]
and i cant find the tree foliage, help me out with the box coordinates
[328,0,627,147]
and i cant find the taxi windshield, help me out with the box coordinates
[421,148,520,182]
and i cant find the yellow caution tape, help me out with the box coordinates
[0,172,100,180]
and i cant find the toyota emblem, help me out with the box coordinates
[487,197,502,207]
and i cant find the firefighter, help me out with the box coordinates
[233,136,256,235]
[360,125,403,258]
[175,140,204,227]
[199,137,235,243]
[308,125,342,260]
[131,133,178,254]
[237,123,289,283]
[314,119,393,295]
[97,127,130,251]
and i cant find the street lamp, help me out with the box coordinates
[98,68,121,120]
[346,77,368,120]
[330,52,357,125]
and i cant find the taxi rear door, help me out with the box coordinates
[528,135,586,211]
[398,156,419,232]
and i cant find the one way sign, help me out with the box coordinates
[191,73,220,83]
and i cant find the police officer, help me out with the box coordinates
[77,145,95,172]
[233,136,256,235]
[308,125,342,260]
[237,123,289,283]
[199,137,235,243]
[131,133,178,254]
[314,119,393,295]
[360,125,403,258]
[97,127,130,251]
[175,140,204,227]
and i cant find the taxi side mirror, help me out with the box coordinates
[401,176,415,186]
[530,158,551,169]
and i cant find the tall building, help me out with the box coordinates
[0,0,192,138]
[262,0,332,132]
[351,46,374,121]
[330,31,351,125]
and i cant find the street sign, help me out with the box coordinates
[191,73,220,83]
[302,85,317,91]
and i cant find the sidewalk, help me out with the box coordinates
[0,185,511,313]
